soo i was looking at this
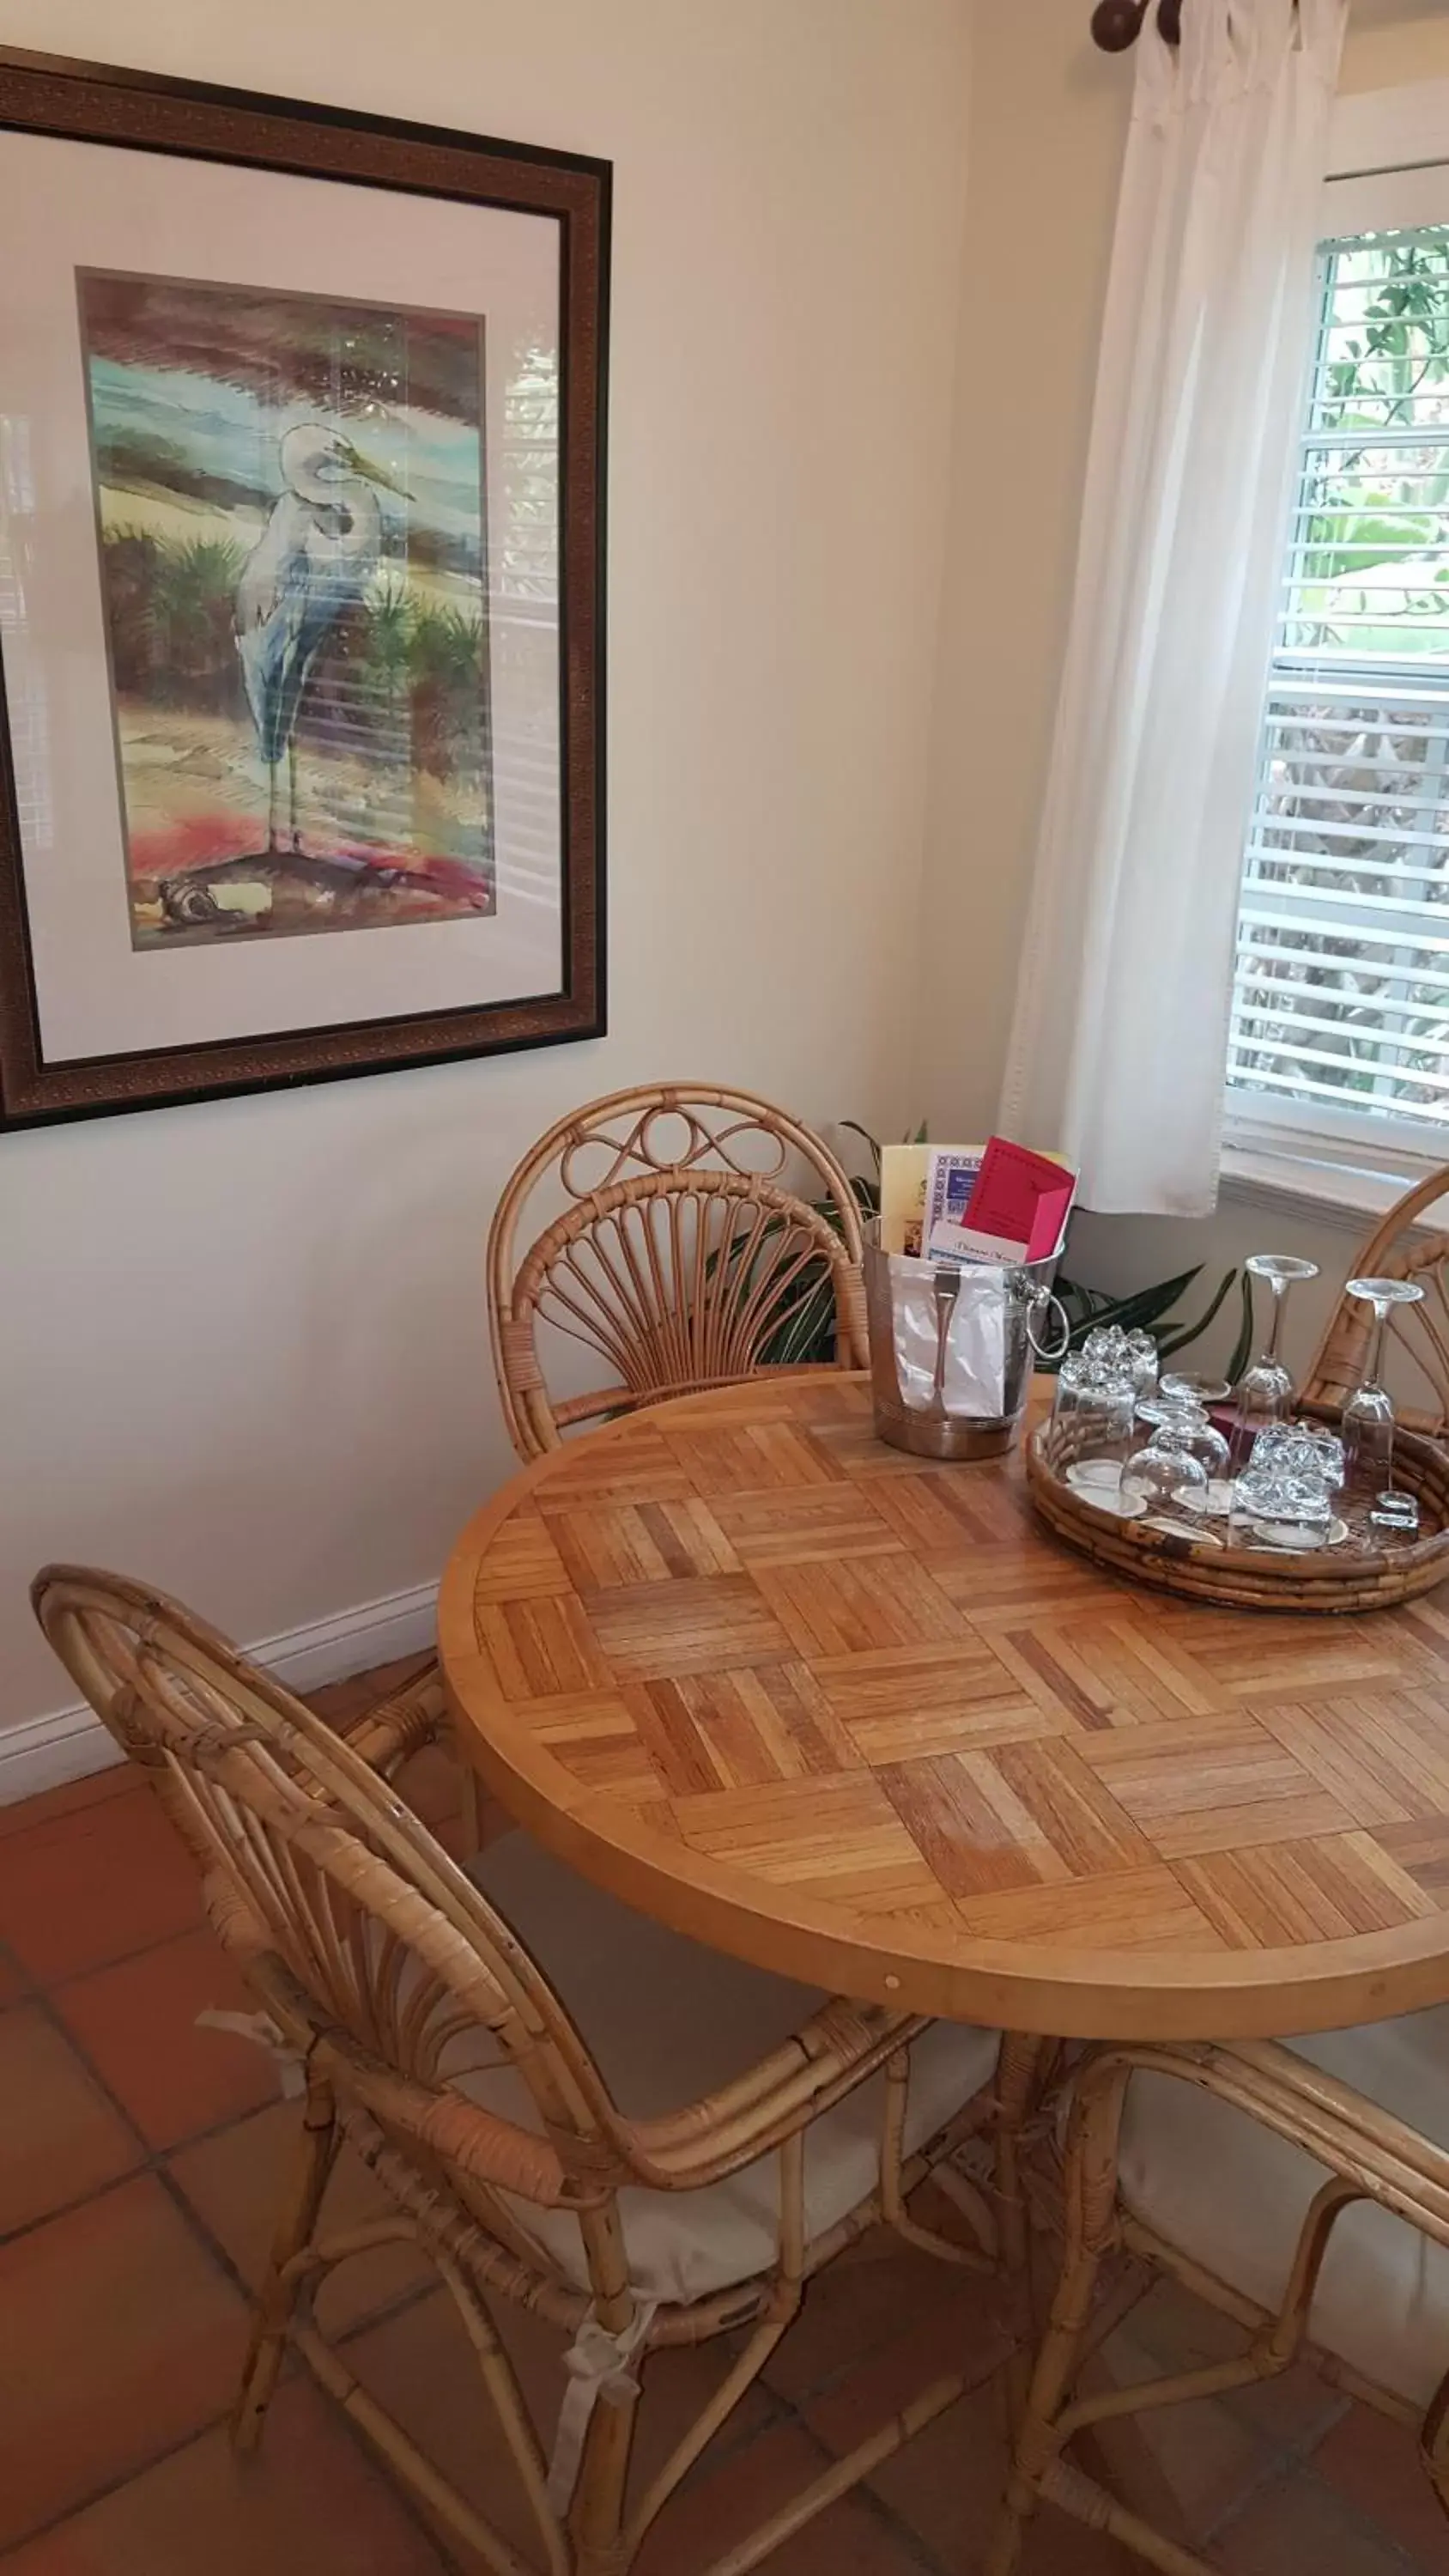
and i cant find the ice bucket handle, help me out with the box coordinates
[1026,1286,1071,1366]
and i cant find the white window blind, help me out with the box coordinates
[1227,224,1449,1141]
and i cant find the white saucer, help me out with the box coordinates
[1140,1515,1222,1547]
[1247,1516,1349,1552]
[1065,1461,1141,1516]
[1065,1459,1123,1497]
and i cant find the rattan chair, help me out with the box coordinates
[35,1564,1015,2576]
[1300,1159,1449,1433]
[985,2024,1449,2574]
[487,1084,870,1461]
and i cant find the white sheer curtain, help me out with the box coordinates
[997,0,1347,1215]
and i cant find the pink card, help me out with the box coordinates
[961,1138,1075,1262]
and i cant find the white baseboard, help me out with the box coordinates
[0,1577,439,1807]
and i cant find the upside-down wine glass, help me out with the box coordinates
[1232,1255,1320,1460]
[1158,1370,1231,1412]
[1119,1423,1210,1523]
[1166,1400,1232,1482]
[1342,1275,1427,1535]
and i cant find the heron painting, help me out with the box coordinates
[79,270,495,945]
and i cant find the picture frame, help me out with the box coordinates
[0,45,609,1128]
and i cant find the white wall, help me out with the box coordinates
[0,0,971,1755]
[1344,0,1449,87]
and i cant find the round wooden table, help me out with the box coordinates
[439,1372,1449,2041]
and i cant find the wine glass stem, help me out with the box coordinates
[1369,1302,1393,1496]
[1264,1279,1286,1372]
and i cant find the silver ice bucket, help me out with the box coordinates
[864,1239,1068,1461]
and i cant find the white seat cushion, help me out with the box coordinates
[459,1831,999,2308]
[1119,2008,1449,2407]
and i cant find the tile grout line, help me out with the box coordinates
[0,2273,462,2571]
[20,1978,458,2355]
[1216,2449,1439,2576]
[0,1937,32,2002]
[0,1742,467,2565]
[0,1770,143,1844]
[757,2318,1010,2576]
[0,1979,279,2257]
[4,1887,580,2568]
[3,1909,223,2001]
[767,2395,964,2576]
[278,2283,476,2576]
[1300,2464,1439,2576]
[6,1929,527,2561]
[0,2417,247,2565]
[1202,2385,1355,2555]
[0,2090,468,2562]
[0,1998,269,2567]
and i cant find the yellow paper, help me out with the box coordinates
[879,1143,981,1257]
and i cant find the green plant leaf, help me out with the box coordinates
[840,1120,882,1175]
[1064,1267,1204,1340]
[1040,1263,1247,1376]
[760,1273,837,1366]
[1155,1265,1240,1360]
[1053,1279,1093,1327]
[1040,1273,1123,1369]
[1223,1268,1257,1387]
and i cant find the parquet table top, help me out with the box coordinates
[439,1374,1449,2039]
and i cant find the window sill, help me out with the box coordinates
[1219,1139,1446,1237]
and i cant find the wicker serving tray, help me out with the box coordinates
[1026,1411,1449,1613]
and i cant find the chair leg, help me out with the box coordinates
[232,2064,339,2453]
[996,2031,1055,2421]
[434,2250,569,2576]
[1421,2360,1449,2523]
[985,2058,1131,2576]
[572,2377,643,2576]
[459,1759,483,1855]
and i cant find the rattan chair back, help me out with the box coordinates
[1300,1161,1449,1432]
[31,1566,631,2214]
[487,1084,869,1458]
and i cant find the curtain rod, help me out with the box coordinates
[1090,0,1183,48]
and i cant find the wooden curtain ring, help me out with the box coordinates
[1090,0,1182,48]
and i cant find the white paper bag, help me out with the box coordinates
[889,1267,1007,1417]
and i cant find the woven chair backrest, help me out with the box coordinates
[32,1567,632,2216]
[487,1084,868,1457]
[1300,1163,1449,1433]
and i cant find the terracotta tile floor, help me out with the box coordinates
[2,1659,1447,2573]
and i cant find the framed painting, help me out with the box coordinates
[0,46,608,1127]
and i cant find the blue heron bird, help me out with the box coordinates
[234,420,409,854]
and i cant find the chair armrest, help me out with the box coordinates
[1073,2036,1449,2248]
[622,1996,928,2190]
[336,1657,448,1777]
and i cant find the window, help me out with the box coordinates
[1227,181,1449,1157]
